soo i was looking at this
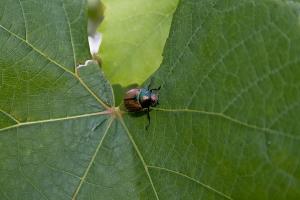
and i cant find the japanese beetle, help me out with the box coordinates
[124,84,160,129]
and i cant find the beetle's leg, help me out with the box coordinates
[147,78,154,90]
[150,85,161,92]
[145,108,151,130]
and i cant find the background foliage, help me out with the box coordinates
[99,0,179,86]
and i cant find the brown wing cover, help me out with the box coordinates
[124,89,143,112]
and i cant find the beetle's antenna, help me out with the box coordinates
[145,108,151,130]
[150,85,161,92]
[147,78,154,90]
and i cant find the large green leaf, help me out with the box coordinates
[130,0,300,199]
[99,0,179,86]
[1,0,300,200]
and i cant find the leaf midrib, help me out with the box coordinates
[0,111,110,133]
[119,117,160,200]
[154,108,298,140]
[72,117,114,199]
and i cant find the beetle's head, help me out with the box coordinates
[150,93,159,107]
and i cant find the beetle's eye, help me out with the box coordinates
[150,94,158,105]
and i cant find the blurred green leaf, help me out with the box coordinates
[88,0,105,35]
[99,0,179,86]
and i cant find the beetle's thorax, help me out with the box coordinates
[138,89,151,108]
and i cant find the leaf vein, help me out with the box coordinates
[186,24,269,108]
[0,111,111,133]
[17,128,50,200]
[71,117,114,199]
[17,0,27,40]
[154,108,300,140]
[0,187,10,200]
[147,165,233,200]
[222,59,300,113]
[0,24,110,110]
[0,108,20,124]
[119,118,160,200]
[0,24,73,75]
[62,0,77,70]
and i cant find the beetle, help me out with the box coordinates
[124,84,161,129]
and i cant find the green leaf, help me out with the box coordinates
[99,0,179,86]
[0,0,113,199]
[124,0,300,199]
[1,0,300,200]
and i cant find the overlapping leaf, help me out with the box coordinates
[99,0,179,86]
